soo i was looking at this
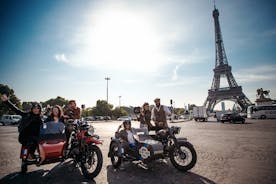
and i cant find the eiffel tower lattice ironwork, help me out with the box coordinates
[204,5,252,112]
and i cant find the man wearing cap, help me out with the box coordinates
[151,98,171,130]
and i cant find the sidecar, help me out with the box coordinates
[20,133,67,173]
[108,128,164,168]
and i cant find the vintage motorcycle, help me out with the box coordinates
[108,108,197,171]
[20,119,103,179]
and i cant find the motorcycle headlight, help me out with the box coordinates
[88,126,95,136]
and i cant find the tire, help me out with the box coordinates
[170,141,197,171]
[221,121,224,123]
[109,142,122,168]
[81,145,103,179]
[21,160,27,174]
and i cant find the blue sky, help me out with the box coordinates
[0,0,276,109]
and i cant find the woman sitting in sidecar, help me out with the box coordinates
[38,105,66,164]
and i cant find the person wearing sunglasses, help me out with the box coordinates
[1,94,42,161]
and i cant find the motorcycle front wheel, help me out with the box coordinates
[81,145,103,179]
[170,141,197,171]
[110,142,122,168]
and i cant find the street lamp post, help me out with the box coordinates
[104,77,111,104]
[119,96,121,108]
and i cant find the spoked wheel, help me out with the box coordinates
[110,142,122,168]
[170,141,197,171]
[81,145,103,179]
[21,160,28,174]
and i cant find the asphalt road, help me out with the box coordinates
[0,119,276,184]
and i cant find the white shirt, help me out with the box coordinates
[151,105,172,121]
[126,130,135,144]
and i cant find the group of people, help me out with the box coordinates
[1,94,171,162]
[116,98,172,155]
[138,97,171,132]
[0,94,80,161]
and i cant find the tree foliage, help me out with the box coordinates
[0,84,21,116]
[42,96,69,108]
[112,107,128,119]
[81,107,93,117]
[92,100,113,116]
[174,108,185,115]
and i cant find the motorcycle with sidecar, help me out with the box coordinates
[20,119,103,179]
[108,108,197,171]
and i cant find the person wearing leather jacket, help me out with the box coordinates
[64,100,80,120]
[1,94,42,160]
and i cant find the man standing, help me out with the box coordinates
[64,100,80,119]
[151,98,171,130]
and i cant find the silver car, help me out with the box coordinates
[0,115,22,126]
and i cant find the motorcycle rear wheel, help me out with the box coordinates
[170,141,197,171]
[110,142,122,168]
[81,145,103,179]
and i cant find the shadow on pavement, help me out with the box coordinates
[106,161,216,184]
[0,160,95,184]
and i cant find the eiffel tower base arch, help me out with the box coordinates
[204,86,251,112]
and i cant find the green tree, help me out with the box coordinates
[174,108,185,115]
[112,107,128,119]
[120,106,134,115]
[42,96,69,108]
[0,84,21,116]
[188,104,196,111]
[81,107,93,117]
[92,100,113,116]
[22,102,33,111]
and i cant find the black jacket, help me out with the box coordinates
[4,100,42,144]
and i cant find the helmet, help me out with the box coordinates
[31,102,42,112]
[123,120,131,128]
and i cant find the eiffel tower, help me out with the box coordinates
[204,5,252,112]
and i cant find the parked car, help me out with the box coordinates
[220,113,245,123]
[95,116,104,121]
[0,115,22,126]
[179,114,189,119]
[103,116,111,121]
[117,116,131,121]
[84,116,95,122]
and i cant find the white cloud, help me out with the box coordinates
[156,77,203,88]
[235,65,276,83]
[54,53,69,63]
[172,65,180,81]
